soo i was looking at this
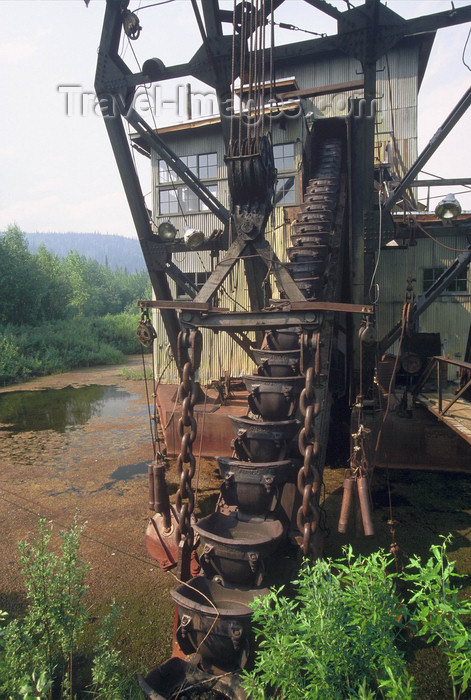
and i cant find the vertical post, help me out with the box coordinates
[437,359,442,414]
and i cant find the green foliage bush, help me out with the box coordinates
[0,519,140,699]
[243,539,471,700]
[0,226,150,327]
[0,225,152,385]
[0,314,142,385]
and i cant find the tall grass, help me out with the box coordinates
[0,313,142,386]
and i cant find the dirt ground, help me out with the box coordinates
[0,356,221,678]
[1,357,470,698]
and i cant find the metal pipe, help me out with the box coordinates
[357,475,375,536]
[383,86,471,213]
[153,460,172,531]
[148,462,155,511]
[338,476,354,534]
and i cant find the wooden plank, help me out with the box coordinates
[138,300,230,311]
[279,79,364,100]
[269,300,374,314]
[418,390,471,445]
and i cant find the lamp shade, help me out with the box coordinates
[158,221,178,241]
[435,194,462,220]
[184,228,205,249]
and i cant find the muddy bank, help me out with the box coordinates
[0,356,220,676]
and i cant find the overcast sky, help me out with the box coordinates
[0,0,470,238]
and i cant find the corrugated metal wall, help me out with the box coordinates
[150,42,423,384]
[151,207,289,384]
[376,236,471,378]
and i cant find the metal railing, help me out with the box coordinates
[413,356,471,416]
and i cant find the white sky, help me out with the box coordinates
[0,0,470,238]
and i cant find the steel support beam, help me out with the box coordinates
[126,107,229,224]
[383,87,471,213]
[95,1,181,364]
[379,246,471,355]
[303,0,342,20]
[180,309,323,330]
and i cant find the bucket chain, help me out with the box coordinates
[175,330,202,547]
[296,333,323,557]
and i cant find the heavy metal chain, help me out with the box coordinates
[296,332,324,558]
[174,329,202,549]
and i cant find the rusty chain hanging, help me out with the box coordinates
[174,329,202,550]
[296,332,324,558]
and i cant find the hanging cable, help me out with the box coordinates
[414,220,470,253]
[462,26,471,72]
[132,0,177,11]
[368,189,383,303]
[268,20,326,38]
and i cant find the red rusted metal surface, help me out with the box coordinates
[156,384,248,457]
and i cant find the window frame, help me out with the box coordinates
[175,271,210,298]
[273,142,296,205]
[158,152,218,215]
[422,267,468,294]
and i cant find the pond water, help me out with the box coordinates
[0,385,141,434]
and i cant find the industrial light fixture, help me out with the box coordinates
[142,57,166,81]
[158,221,178,241]
[184,227,205,249]
[435,193,462,220]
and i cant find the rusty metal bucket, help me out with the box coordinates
[295,277,324,299]
[217,456,298,514]
[194,512,285,586]
[290,233,331,248]
[139,657,248,699]
[264,327,301,351]
[252,348,300,377]
[243,375,305,421]
[287,245,330,263]
[229,414,300,462]
[287,260,326,279]
[170,576,268,672]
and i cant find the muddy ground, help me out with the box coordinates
[0,356,470,698]
[0,356,222,680]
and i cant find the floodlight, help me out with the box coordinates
[158,221,178,241]
[184,228,205,249]
[435,193,462,220]
[142,58,166,81]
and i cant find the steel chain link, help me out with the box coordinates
[296,332,323,557]
[174,330,202,547]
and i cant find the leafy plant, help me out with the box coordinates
[242,548,413,699]
[404,536,471,699]
[90,603,141,699]
[0,518,89,699]
[0,520,143,699]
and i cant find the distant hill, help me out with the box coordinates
[24,232,146,274]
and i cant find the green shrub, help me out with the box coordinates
[243,547,413,699]
[404,537,471,699]
[0,520,141,699]
[0,518,89,698]
[0,313,142,385]
[243,540,471,699]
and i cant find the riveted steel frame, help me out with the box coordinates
[96,0,471,373]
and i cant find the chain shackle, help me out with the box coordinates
[296,338,325,559]
[174,331,202,548]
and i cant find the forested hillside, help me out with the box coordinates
[0,225,151,385]
[23,232,145,273]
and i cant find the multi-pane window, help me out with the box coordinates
[272,143,296,205]
[273,143,295,172]
[158,153,217,183]
[176,272,209,298]
[275,176,296,205]
[423,267,468,293]
[158,153,218,214]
